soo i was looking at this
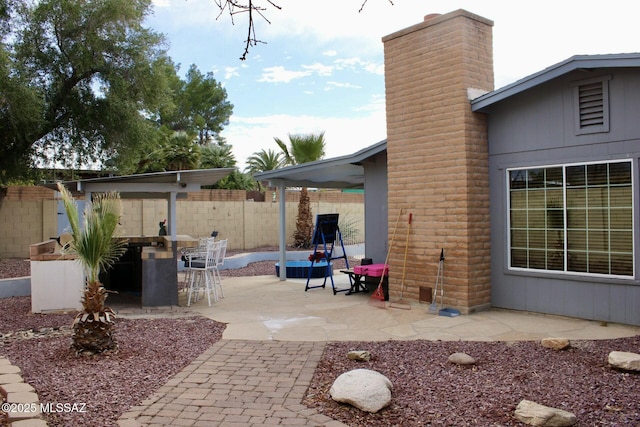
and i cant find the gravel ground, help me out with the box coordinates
[2,256,639,426]
[0,297,224,427]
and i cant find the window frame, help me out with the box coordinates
[506,159,634,279]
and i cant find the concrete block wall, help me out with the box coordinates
[383,10,494,313]
[0,186,364,257]
[0,187,54,259]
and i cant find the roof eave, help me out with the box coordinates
[471,53,640,112]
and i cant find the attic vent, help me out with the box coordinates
[578,83,604,126]
[572,75,611,135]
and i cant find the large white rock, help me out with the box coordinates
[608,351,640,371]
[448,352,476,365]
[329,369,392,413]
[514,399,577,426]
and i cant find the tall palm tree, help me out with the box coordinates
[274,131,326,165]
[58,182,126,354]
[274,132,326,248]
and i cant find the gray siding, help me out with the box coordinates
[364,151,388,264]
[487,68,640,325]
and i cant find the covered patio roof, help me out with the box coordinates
[254,139,387,280]
[254,139,386,188]
[44,168,234,241]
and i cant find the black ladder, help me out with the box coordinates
[305,214,352,294]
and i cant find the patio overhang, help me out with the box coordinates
[42,168,234,241]
[254,140,387,281]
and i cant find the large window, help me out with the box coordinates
[509,160,633,277]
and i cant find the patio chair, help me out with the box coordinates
[212,239,227,299]
[186,237,219,306]
[180,237,213,292]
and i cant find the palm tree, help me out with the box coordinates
[245,149,285,173]
[244,149,285,191]
[57,182,126,354]
[163,131,201,171]
[274,132,326,248]
[200,143,236,169]
[274,131,326,165]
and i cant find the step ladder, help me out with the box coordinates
[305,213,352,294]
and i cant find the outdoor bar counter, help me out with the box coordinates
[30,235,197,312]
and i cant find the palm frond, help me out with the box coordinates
[57,183,126,284]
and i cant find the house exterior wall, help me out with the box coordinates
[0,187,364,258]
[383,10,494,313]
[487,68,640,325]
[363,151,388,264]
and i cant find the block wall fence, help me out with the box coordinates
[0,186,364,258]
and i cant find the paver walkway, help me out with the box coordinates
[118,340,346,427]
[115,274,639,426]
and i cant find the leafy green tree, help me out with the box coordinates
[159,64,233,145]
[274,132,326,248]
[0,0,170,182]
[58,182,126,354]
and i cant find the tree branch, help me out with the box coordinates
[213,0,281,60]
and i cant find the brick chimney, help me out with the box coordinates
[383,10,494,313]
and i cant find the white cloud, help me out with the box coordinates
[325,81,361,90]
[302,63,334,77]
[224,66,239,80]
[259,66,312,83]
[334,57,384,75]
[323,50,337,57]
[223,107,386,170]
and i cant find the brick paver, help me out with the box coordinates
[117,340,347,427]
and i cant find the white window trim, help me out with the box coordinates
[506,159,635,279]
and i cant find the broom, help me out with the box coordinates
[389,213,412,310]
[370,208,403,309]
[428,249,445,314]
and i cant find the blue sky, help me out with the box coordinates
[147,0,638,170]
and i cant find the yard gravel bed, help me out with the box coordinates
[1,257,639,426]
[0,297,224,427]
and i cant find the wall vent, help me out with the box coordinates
[572,75,611,135]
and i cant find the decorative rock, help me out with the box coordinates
[448,352,476,365]
[541,338,570,350]
[347,350,372,362]
[330,369,392,413]
[514,399,577,426]
[608,351,640,371]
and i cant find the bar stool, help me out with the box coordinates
[186,237,218,306]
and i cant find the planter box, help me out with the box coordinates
[30,259,83,313]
